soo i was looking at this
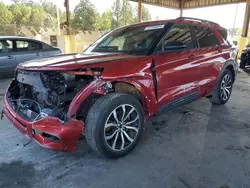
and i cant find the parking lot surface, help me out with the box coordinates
[1,69,250,188]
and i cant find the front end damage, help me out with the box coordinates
[2,68,106,152]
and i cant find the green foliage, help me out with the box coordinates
[0,3,13,24]
[10,4,32,25]
[95,10,113,32]
[110,0,152,30]
[0,0,152,32]
[142,6,151,21]
[72,0,97,32]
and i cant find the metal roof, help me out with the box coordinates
[130,0,245,9]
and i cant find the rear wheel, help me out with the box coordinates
[85,93,144,158]
[209,69,233,105]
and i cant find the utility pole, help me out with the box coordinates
[64,0,70,35]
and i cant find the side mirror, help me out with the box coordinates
[163,41,187,51]
[233,40,238,46]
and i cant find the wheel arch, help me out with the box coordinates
[220,60,237,83]
[110,80,157,118]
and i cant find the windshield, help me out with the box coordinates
[85,24,166,55]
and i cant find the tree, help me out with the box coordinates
[120,0,135,26]
[72,0,97,32]
[142,6,151,21]
[30,6,48,27]
[133,5,151,22]
[0,3,13,25]
[10,4,32,25]
[111,0,122,29]
[95,10,113,32]
[40,1,58,18]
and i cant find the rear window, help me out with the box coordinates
[194,26,219,48]
[217,29,234,46]
[16,40,42,52]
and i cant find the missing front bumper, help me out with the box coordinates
[2,95,84,152]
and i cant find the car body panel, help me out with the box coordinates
[153,49,201,107]
[1,19,236,153]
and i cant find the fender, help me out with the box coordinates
[112,78,158,118]
[67,79,106,119]
[218,59,237,83]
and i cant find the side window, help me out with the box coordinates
[0,40,13,53]
[194,26,219,48]
[16,40,42,52]
[161,24,195,51]
[108,36,125,50]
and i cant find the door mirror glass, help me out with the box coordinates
[163,41,187,51]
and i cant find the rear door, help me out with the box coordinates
[42,43,61,58]
[153,24,201,107]
[15,40,43,65]
[193,26,223,94]
[0,40,17,76]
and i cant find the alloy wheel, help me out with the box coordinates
[220,74,232,101]
[104,104,140,151]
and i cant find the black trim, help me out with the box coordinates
[154,23,197,55]
[177,17,219,26]
[151,60,158,100]
[158,91,199,113]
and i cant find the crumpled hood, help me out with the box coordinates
[18,52,134,70]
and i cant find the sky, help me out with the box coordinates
[1,0,246,29]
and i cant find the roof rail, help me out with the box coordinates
[177,17,220,26]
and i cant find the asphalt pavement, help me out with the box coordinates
[0,69,250,188]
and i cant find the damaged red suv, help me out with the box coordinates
[2,17,237,158]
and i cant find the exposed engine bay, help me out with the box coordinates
[7,69,93,122]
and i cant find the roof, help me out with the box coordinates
[0,36,35,40]
[126,17,224,29]
[129,0,245,9]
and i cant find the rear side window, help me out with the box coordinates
[194,26,219,48]
[162,24,195,50]
[42,43,54,50]
[0,40,13,53]
[16,40,42,52]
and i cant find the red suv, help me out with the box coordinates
[2,17,237,158]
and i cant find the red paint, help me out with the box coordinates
[2,92,83,152]
[2,19,236,152]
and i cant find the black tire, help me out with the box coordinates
[240,60,246,69]
[85,93,144,158]
[209,69,233,105]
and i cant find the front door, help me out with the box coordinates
[153,24,201,108]
[0,40,17,77]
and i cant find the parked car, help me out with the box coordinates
[240,44,250,69]
[0,36,62,77]
[1,17,237,158]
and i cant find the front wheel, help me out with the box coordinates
[85,93,144,158]
[209,69,233,105]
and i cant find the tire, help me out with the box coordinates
[209,69,233,105]
[240,60,246,69]
[85,93,144,158]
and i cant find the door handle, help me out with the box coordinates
[8,55,14,59]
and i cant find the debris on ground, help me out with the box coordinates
[182,111,193,115]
